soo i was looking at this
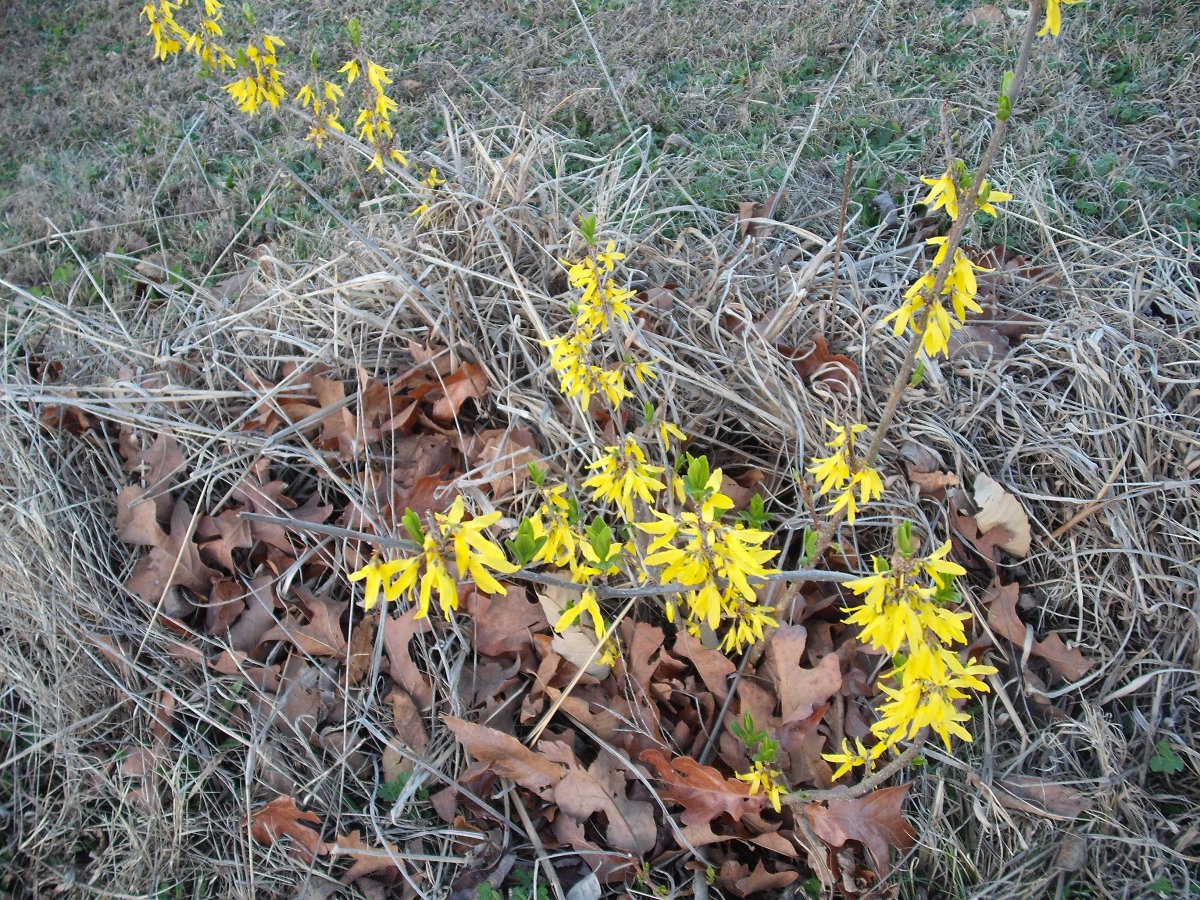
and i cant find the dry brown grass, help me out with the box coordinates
[1,1,1198,897]
[3,109,1198,897]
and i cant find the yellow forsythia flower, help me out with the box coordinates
[1039,0,1084,38]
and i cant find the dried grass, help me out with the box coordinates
[1,108,1197,898]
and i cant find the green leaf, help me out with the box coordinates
[347,16,362,49]
[579,214,597,246]
[739,493,770,529]
[800,527,819,566]
[909,359,926,387]
[1149,741,1184,774]
[586,517,612,562]
[682,454,712,501]
[527,462,546,486]
[401,508,425,544]
[642,400,656,427]
[505,518,546,566]
[897,520,914,557]
[241,3,255,26]
[378,771,411,802]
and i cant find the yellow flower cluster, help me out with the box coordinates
[583,436,665,521]
[823,533,998,779]
[806,421,884,524]
[339,59,406,172]
[142,0,234,70]
[637,464,779,651]
[735,760,786,813]
[224,34,286,115]
[347,497,518,620]
[410,166,446,220]
[886,237,993,359]
[295,79,346,148]
[545,240,650,412]
[894,162,1011,357]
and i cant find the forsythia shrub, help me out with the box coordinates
[139,0,1085,797]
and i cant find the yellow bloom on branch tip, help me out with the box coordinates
[583,437,665,521]
[822,737,886,782]
[437,496,520,596]
[735,761,786,813]
[554,587,606,642]
[920,170,960,220]
[1039,0,1084,38]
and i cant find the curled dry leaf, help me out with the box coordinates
[248,794,330,862]
[778,334,859,397]
[431,362,489,423]
[973,474,1031,557]
[334,830,404,883]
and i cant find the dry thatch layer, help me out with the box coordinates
[1,117,1197,897]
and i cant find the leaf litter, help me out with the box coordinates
[10,114,1194,899]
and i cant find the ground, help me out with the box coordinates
[0,1,1197,898]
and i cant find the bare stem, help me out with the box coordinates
[808,0,1045,563]
[785,732,927,806]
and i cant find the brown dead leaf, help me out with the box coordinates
[804,784,916,876]
[778,335,859,396]
[962,4,1006,26]
[430,363,488,423]
[733,861,799,895]
[985,583,1094,682]
[196,509,254,572]
[116,486,166,547]
[672,631,735,702]
[262,590,348,657]
[227,574,282,652]
[249,794,330,862]
[764,625,843,726]
[123,497,219,609]
[346,612,376,685]
[639,749,764,825]
[980,773,1095,820]
[549,748,657,853]
[973,474,1031,557]
[382,608,434,709]
[383,689,429,783]
[442,717,563,799]
[476,429,539,498]
[335,830,403,882]
[472,589,547,659]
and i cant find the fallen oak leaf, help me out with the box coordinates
[248,794,330,862]
[430,362,488,424]
[803,784,916,876]
[984,583,1095,682]
[547,745,657,853]
[639,748,764,826]
[442,716,563,800]
[261,589,348,657]
[195,508,254,572]
[335,830,404,882]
